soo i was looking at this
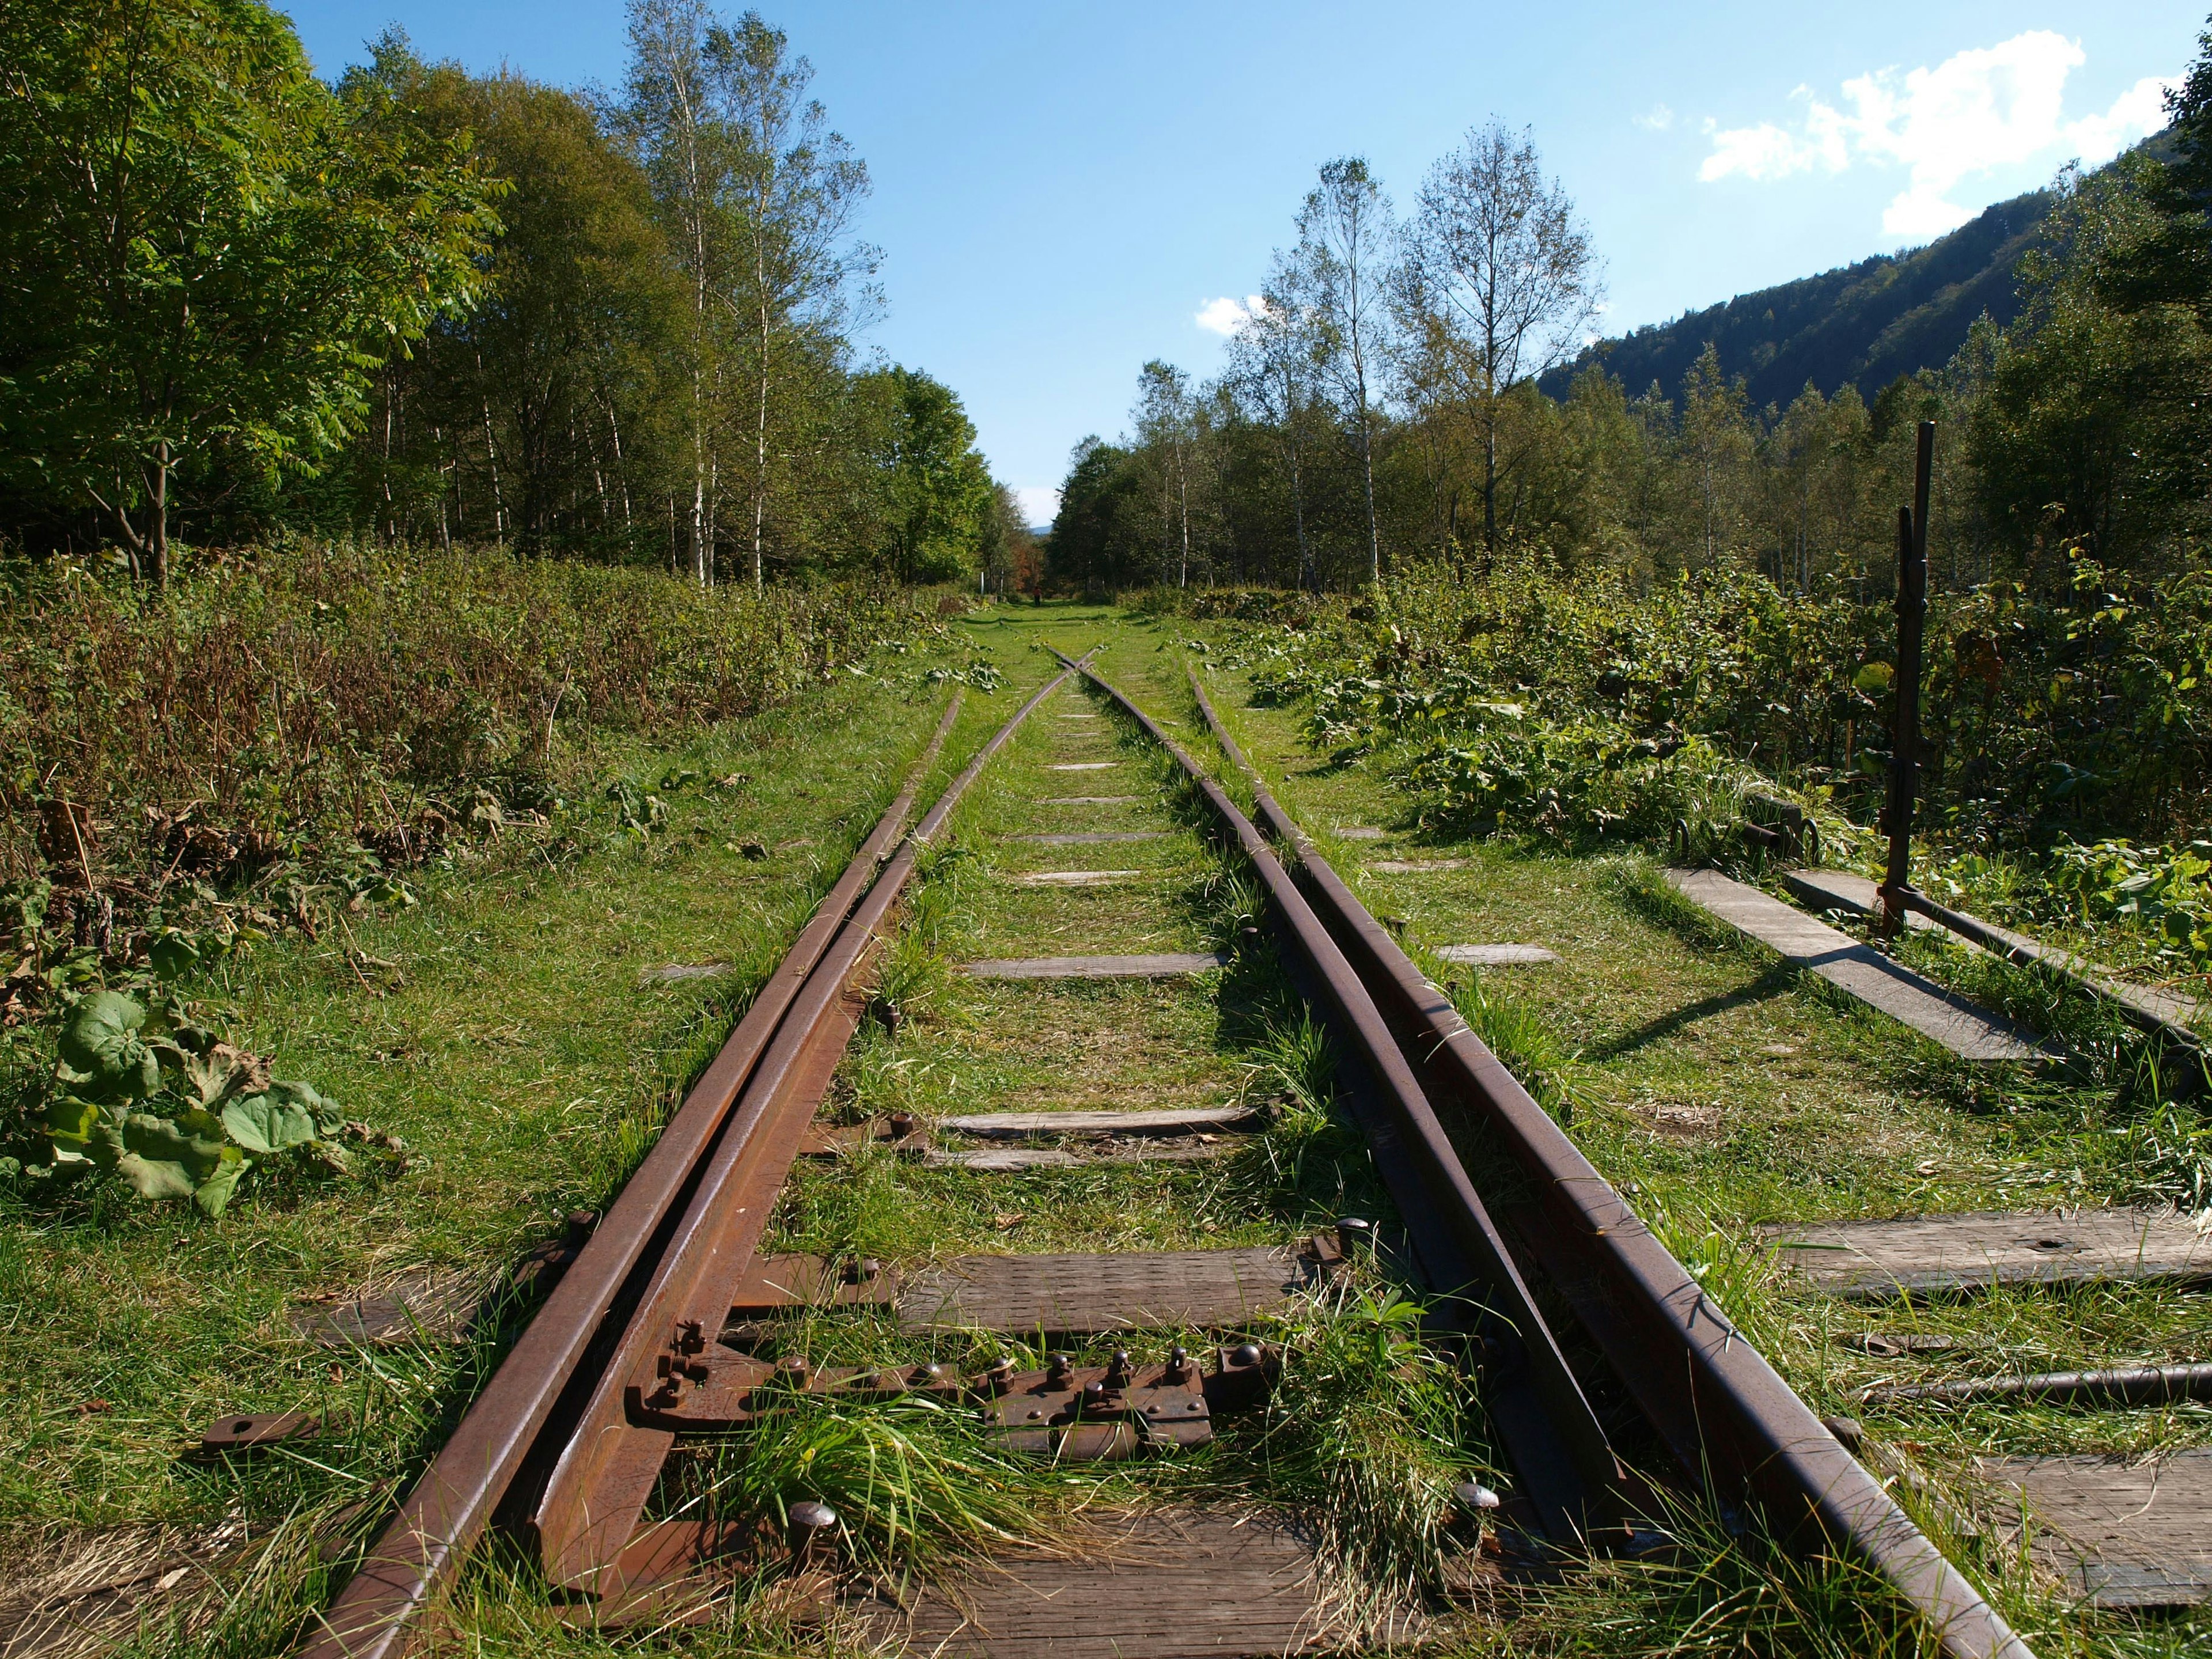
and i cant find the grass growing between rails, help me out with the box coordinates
[0,631,1029,1654]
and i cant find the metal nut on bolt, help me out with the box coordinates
[1453,1480,1502,1512]
[1230,1343,1263,1368]
[789,1498,839,1568]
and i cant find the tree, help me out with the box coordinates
[0,0,495,583]
[1135,360,1195,586]
[1046,436,1147,594]
[711,12,876,590]
[1403,121,1601,563]
[1222,282,1324,588]
[868,366,992,584]
[350,42,680,557]
[618,0,734,583]
[1969,161,2212,579]
[1285,158,1393,583]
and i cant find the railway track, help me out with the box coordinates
[300,643,2031,1659]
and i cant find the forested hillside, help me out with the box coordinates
[1541,187,2054,412]
[0,0,1031,590]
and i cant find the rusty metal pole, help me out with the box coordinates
[1880,421,1933,935]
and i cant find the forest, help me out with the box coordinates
[0,0,1032,590]
[1048,108,2209,600]
[1046,44,2212,932]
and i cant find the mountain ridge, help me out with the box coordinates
[1542,187,2056,411]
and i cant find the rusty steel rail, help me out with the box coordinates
[1047,649,1622,1544]
[1182,664,2032,1659]
[529,654,1087,1586]
[302,662,1086,1659]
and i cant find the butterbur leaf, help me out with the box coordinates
[116,1152,198,1202]
[123,1113,227,1180]
[147,930,199,980]
[45,1095,101,1158]
[57,992,160,1100]
[193,1150,249,1218]
[222,1093,318,1154]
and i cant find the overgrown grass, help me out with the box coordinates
[0,542,952,883]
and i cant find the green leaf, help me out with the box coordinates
[45,1095,103,1161]
[116,1153,198,1203]
[1852,662,1894,695]
[222,1093,318,1154]
[123,1113,227,1180]
[147,929,200,979]
[56,991,160,1100]
[193,1149,249,1218]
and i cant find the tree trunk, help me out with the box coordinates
[147,439,170,590]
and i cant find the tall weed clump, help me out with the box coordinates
[0,542,944,878]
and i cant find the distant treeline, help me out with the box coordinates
[0,0,1033,590]
[1050,54,2212,602]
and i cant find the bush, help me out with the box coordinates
[0,542,946,881]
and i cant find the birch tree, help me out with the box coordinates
[710,12,874,590]
[1404,122,1601,563]
[1284,158,1393,584]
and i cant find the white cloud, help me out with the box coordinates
[1698,31,2173,240]
[1014,486,1060,528]
[2067,74,2175,165]
[1634,102,1675,132]
[1194,294,1264,336]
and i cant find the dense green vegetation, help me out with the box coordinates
[0,0,1032,589]
[1051,29,2212,994]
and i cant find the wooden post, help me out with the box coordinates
[1879,421,1934,934]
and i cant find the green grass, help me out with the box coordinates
[1188,628,2212,1658]
[24,600,2203,1657]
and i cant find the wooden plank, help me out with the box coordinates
[1335,826,1386,840]
[1663,868,2048,1060]
[900,1247,1321,1334]
[939,1105,1257,1138]
[928,1145,1223,1171]
[1434,944,1558,967]
[1043,794,1139,805]
[1047,762,1119,772]
[851,1509,1336,1657]
[1978,1449,2212,1607]
[1370,858,1467,873]
[1759,1209,2212,1298]
[636,962,731,986]
[1786,867,2206,1040]
[291,1268,485,1348]
[1007,831,1168,844]
[963,952,1227,980]
[1014,870,1140,887]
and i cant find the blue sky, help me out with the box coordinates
[281,1,2203,523]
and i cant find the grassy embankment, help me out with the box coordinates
[1184,604,2210,1659]
[0,547,968,1641]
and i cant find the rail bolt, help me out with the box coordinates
[1230,1342,1263,1368]
[1453,1480,1501,1514]
[1165,1344,1190,1381]
[1046,1352,1074,1385]
[1334,1216,1373,1255]
[788,1499,839,1570]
